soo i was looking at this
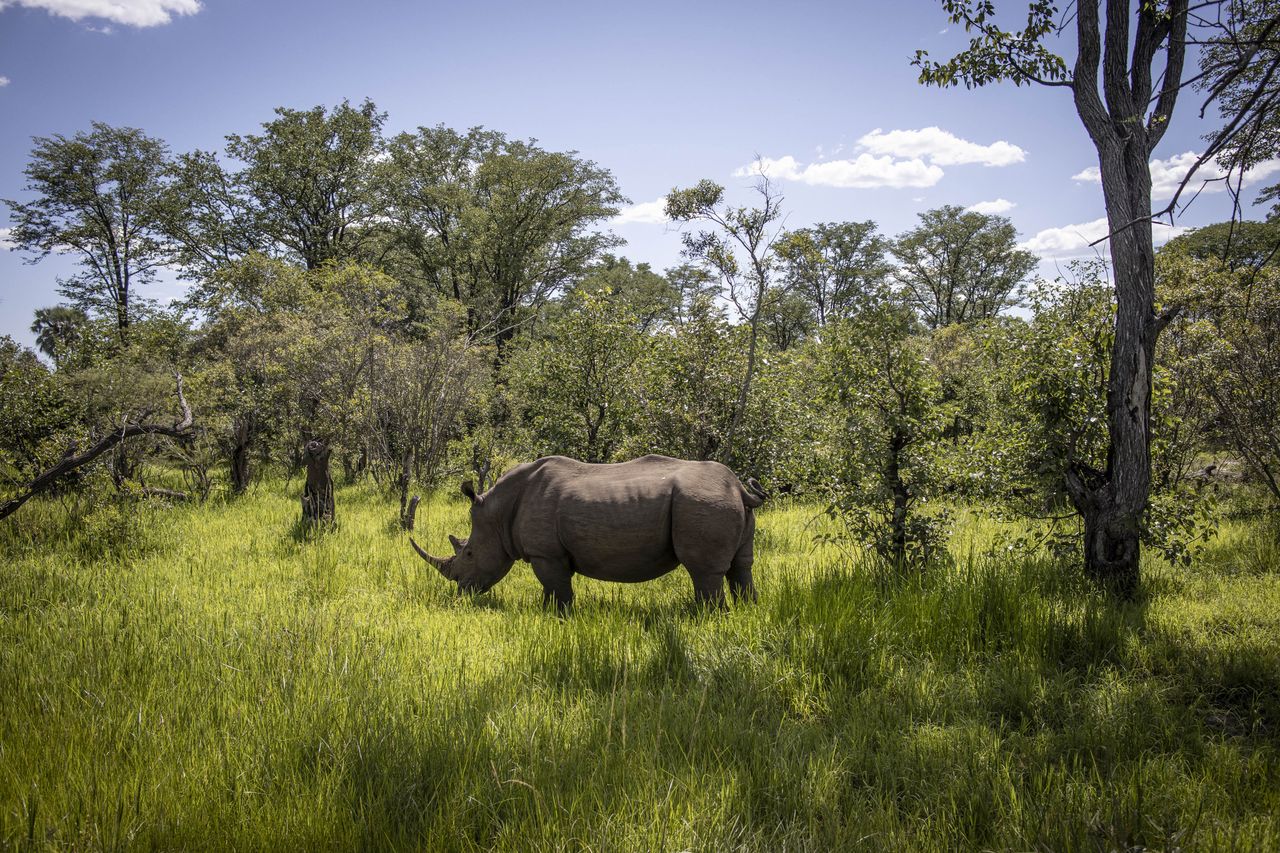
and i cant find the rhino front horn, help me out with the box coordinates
[409,537,451,577]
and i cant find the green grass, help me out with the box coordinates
[1,483,1278,850]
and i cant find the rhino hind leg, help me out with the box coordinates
[685,565,728,609]
[531,558,574,615]
[727,520,758,604]
[727,563,756,604]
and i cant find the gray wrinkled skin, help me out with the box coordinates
[410,455,764,611]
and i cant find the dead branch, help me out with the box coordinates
[0,374,195,522]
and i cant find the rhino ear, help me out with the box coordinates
[460,480,482,506]
[448,533,464,553]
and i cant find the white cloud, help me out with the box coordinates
[0,76,9,87]
[613,197,668,225]
[736,127,1023,191]
[1020,217,1188,259]
[736,153,944,189]
[858,127,1026,167]
[0,0,201,27]
[966,198,1016,214]
[1073,151,1280,200]
[0,227,14,250]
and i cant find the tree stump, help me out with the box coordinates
[400,494,420,531]
[301,440,335,524]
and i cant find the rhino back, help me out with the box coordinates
[509,456,748,582]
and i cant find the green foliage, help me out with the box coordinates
[1160,247,1280,509]
[912,0,1070,89]
[891,205,1038,328]
[1163,219,1280,273]
[504,286,648,463]
[223,99,387,270]
[968,266,1217,564]
[0,337,77,490]
[29,306,88,368]
[777,220,893,327]
[635,295,742,463]
[1195,0,1280,216]
[3,122,172,337]
[379,125,624,344]
[819,303,952,566]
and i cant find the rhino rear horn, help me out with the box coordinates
[409,537,452,578]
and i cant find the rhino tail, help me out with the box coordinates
[741,477,768,508]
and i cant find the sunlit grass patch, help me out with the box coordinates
[1,482,1278,850]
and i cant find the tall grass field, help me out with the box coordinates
[2,483,1279,850]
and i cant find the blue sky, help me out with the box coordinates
[1,0,1274,347]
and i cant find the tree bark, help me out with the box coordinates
[886,429,910,566]
[400,494,420,531]
[229,413,254,494]
[301,440,335,524]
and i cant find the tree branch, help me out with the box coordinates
[0,374,195,522]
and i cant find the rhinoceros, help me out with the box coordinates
[410,455,766,610]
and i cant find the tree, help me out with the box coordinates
[820,303,950,566]
[161,149,265,282]
[380,125,624,348]
[915,1,1199,595]
[227,99,386,271]
[665,177,790,465]
[1163,219,1280,272]
[0,337,77,495]
[30,306,88,368]
[638,295,743,462]
[504,287,647,463]
[1160,248,1280,508]
[778,220,893,327]
[5,123,172,341]
[890,205,1037,329]
[0,372,194,522]
[577,256,682,332]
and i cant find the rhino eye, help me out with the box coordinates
[466,549,473,557]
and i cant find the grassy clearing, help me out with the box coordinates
[1,483,1278,850]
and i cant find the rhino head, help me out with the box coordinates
[410,480,514,595]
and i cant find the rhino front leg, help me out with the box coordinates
[531,558,574,615]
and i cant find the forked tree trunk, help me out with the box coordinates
[301,440,335,524]
[400,495,420,531]
[1059,1,1188,598]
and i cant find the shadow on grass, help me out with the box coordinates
[286,516,338,543]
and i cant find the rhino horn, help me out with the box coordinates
[409,537,452,577]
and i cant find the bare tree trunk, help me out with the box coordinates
[721,315,760,466]
[886,429,910,566]
[400,495,420,531]
[301,440,335,524]
[230,413,254,495]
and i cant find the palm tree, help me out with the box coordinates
[30,306,87,367]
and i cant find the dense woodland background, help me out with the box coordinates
[1,96,1277,574]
